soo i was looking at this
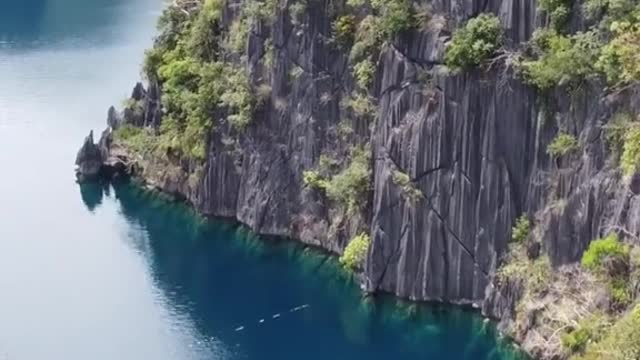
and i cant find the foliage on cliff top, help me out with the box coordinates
[113,124,157,156]
[340,233,370,270]
[444,13,503,72]
[136,0,265,161]
[522,0,640,90]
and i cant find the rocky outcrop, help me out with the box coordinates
[75,131,103,182]
[75,128,133,182]
[482,276,524,331]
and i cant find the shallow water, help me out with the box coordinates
[0,0,526,359]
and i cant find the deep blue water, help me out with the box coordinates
[0,1,526,359]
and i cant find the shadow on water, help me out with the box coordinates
[80,181,529,360]
[0,0,148,47]
[78,181,112,212]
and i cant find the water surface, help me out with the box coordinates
[0,1,525,359]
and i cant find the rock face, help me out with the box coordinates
[80,0,640,346]
[75,128,131,182]
[75,131,103,182]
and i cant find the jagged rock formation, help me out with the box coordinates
[78,0,640,358]
[75,131,103,182]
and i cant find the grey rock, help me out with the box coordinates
[75,131,103,182]
[107,106,121,130]
[526,242,541,260]
[482,276,524,331]
[131,82,146,101]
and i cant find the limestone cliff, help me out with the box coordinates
[76,0,640,358]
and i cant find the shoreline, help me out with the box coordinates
[81,175,529,359]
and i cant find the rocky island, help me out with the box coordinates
[76,0,640,358]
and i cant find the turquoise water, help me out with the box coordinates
[0,0,526,359]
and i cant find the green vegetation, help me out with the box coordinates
[520,0,640,90]
[325,146,372,213]
[392,170,423,204]
[370,0,416,39]
[113,124,156,155]
[349,15,384,62]
[547,133,579,157]
[581,233,632,307]
[340,0,418,108]
[621,125,640,175]
[333,15,357,45]
[224,17,250,53]
[522,30,600,90]
[354,59,376,90]
[340,233,370,270]
[604,112,632,156]
[581,233,629,271]
[562,314,609,354]
[289,0,307,26]
[123,98,145,119]
[303,147,372,214]
[346,93,376,117]
[574,305,640,360]
[511,215,530,243]
[603,113,640,175]
[608,278,631,304]
[303,170,328,190]
[132,0,271,162]
[597,20,640,86]
[186,0,225,60]
[500,246,551,295]
[219,65,255,130]
[538,0,572,31]
[444,14,503,72]
[584,0,636,22]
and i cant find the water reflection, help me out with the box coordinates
[80,181,528,360]
[79,182,104,212]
